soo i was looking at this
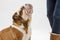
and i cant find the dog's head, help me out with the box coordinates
[24,4,33,16]
[18,4,33,21]
[12,4,33,26]
[21,4,33,21]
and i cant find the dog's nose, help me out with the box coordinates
[25,4,32,8]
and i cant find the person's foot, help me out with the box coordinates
[50,33,60,40]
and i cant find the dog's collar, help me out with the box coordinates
[11,24,24,29]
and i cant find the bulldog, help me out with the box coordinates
[0,4,33,40]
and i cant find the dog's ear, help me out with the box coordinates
[19,6,25,16]
[12,12,18,20]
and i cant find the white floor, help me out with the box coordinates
[31,10,51,40]
[0,0,51,40]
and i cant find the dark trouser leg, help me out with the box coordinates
[47,0,60,40]
[47,0,56,28]
[52,0,60,34]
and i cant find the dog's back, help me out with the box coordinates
[0,27,23,40]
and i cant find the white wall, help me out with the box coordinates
[0,0,51,40]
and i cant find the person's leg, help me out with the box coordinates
[47,0,56,28]
[52,0,60,34]
[47,0,60,40]
[50,0,60,40]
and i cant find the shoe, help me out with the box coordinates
[50,33,60,40]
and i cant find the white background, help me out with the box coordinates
[0,0,51,40]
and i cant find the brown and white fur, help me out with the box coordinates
[0,4,33,40]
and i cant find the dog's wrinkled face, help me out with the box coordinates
[24,4,33,16]
[22,4,33,20]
